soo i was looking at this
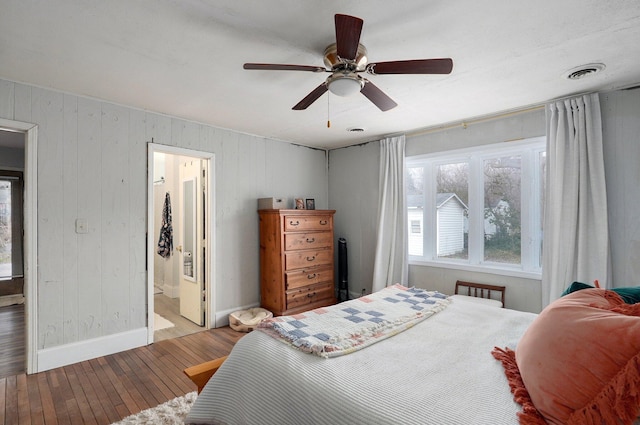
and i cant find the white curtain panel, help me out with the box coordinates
[372,135,408,292]
[541,93,611,307]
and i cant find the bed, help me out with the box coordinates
[185,284,640,425]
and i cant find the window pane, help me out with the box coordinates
[0,180,11,279]
[483,156,521,264]
[436,162,468,260]
[407,167,424,256]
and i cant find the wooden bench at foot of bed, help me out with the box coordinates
[184,356,228,393]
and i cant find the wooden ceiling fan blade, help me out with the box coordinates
[292,83,328,110]
[244,63,327,72]
[335,14,363,60]
[368,58,453,75]
[360,81,397,111]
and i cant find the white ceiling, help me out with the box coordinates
[1,0,640,150]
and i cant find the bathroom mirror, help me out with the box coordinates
[183,177,196,280]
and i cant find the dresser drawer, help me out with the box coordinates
[284,215,333,232]
[285,250,332,270]
[286,281,334,310]
[286,265,333,290]
[285,232,332,251]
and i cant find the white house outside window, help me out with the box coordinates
[410,220,421,234]
[406,137,545,278]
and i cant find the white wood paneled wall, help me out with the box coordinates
[0,78,329,363]
[601,89,640,289]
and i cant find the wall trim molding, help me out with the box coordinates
[0,117,38,374]
[36,327,148,372]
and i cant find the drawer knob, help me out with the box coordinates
[289,220,300,226]
[306,237,315,243]
[319,220,328,225]
[306,255,316,261]
[307,273,316,279]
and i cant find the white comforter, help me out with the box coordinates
[186,297,537,425]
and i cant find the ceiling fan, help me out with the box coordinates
[243,14,453,112]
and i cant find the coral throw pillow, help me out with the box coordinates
[493,288,640,425]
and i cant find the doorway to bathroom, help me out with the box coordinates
[147,144,215,343]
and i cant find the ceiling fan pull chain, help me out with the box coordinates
[327,92,331,128]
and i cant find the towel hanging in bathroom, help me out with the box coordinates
[157,192,173,258]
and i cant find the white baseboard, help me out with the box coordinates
[349,290,364,300]
[215,302,260,328]
[37,327,148,372]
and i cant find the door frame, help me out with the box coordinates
[146,143,215,344]
[0,118,38,374]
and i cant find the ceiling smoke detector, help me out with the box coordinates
[563,63,606,80]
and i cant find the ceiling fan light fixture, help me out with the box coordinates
[327,74,364,96]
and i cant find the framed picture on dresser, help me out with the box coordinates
[305,198,315,210]
[295,198,305,209]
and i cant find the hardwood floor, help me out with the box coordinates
[0,326,244,425]
[154,294,204,342]
[0,294,207,380]
[0,303,25,379]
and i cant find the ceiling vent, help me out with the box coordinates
[563,63,606,80]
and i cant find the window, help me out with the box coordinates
[406,137,545,277]
[0,171,24,280]
[0,179,10,278]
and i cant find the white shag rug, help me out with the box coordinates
[112,391,197,424]
[155,313,175,331]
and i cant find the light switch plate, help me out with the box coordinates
[75,218,88,234]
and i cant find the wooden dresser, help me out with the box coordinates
[259,209,336,316]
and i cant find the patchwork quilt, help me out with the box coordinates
[257,284,450,358]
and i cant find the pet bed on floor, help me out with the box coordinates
[229,308,272,332]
